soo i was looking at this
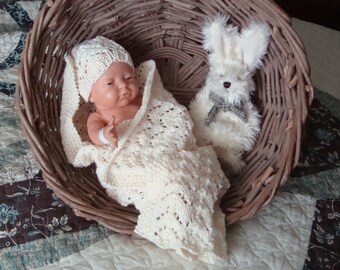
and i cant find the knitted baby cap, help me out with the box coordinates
[67,36,134,102]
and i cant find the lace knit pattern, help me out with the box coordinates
[60,60,230,264]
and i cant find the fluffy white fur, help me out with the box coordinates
[189,15,270,174]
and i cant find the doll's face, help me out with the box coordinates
[89,62,139,109]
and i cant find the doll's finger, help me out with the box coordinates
[105,128,115,140]
[105,127,114,142]
[108,115,116,126]
[104,126,118,142]
[109,135,118,147]
[105,123,116,135]
[113,137,118,147]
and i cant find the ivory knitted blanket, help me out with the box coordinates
[60,60,230,264]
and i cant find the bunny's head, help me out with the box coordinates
[202,15,270,103]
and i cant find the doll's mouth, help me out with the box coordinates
[120,92,130,98]
[120,94,131,101]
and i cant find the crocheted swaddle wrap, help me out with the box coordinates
[60,40,230,263]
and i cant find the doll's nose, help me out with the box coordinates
[223,81,231,89]
[118,80,128,90]
[120,86,129,95]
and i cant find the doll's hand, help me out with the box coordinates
[104,116,118,147]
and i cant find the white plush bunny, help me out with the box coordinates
[189,15,270,175]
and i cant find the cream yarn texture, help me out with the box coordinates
[60,56,230,264]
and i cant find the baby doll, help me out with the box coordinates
[60,36,230,264]
[87,61,142,146]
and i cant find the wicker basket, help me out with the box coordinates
[16,0,313,235]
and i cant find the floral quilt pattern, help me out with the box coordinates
[0,172,97,249]
[291,97,340,177]
[304,199,340,270]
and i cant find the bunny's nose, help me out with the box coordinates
[223,81,231,89]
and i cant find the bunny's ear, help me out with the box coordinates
[239,22,271,72]
[202,14,230,60]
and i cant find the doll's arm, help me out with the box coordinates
[87,114,118,146]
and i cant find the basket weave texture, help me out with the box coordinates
[16,0,313,235]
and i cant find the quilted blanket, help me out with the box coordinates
[1,1,340,269]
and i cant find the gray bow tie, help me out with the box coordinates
[205,92,246,126]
